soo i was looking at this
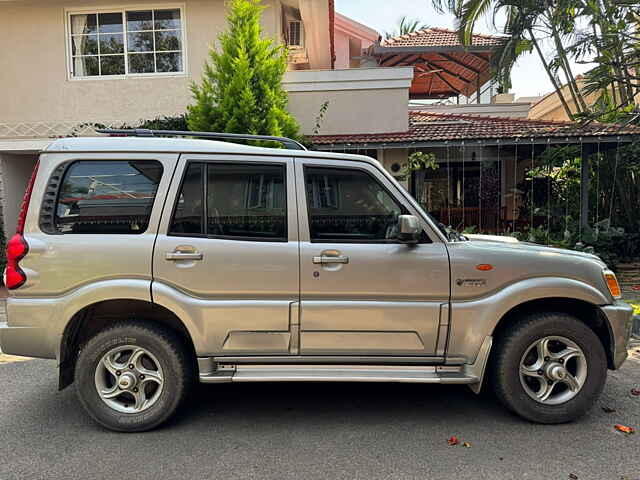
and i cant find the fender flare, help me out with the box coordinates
[448,276,609,364]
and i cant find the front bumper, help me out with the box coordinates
[600,301,634,369]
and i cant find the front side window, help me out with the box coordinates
[169,162,287,241]
[305,167,406,242]
[69,8,184,78]
[54,160,163,234]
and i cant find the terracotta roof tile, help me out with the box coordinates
[310,111,640,146]
[382,28,506,48]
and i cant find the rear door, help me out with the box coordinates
[152,154,299,356]
[295,158,450,357]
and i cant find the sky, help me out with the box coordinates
[334,0,592,99]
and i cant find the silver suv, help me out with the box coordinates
[0,131,633,432]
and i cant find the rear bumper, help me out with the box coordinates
[600,301,634,370]
[0,322,56,359]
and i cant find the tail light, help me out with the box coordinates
[5,161,39,289]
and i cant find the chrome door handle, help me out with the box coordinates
[313,255,349,265]
[166,252,203,261]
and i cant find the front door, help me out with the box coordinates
[153,154,299,356]
[295,159,450,357]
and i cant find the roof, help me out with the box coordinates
[311,111,640,148]
[372,29,506,99]
[334,12,379,42]
[42,136,378,163]
[381,28,506,48]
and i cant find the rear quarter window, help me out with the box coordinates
[40,160,163,234]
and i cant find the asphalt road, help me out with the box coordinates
[0,351,639,480]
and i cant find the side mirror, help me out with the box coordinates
[397,215,420,244]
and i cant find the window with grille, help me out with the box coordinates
[68,7,184,78]
[287,20,303,47]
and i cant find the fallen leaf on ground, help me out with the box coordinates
[602,406,617,413]
[569,474,578,480]
[462,442,471,448]
[631,388,640,396]
[447,436,459,446]
[614,424,635,434]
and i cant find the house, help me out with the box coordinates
[1,1,637,237]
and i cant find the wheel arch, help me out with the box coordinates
[491,297,615,369]
[59,298,196,390]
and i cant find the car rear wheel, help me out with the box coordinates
[490,312,607,424]
[75,321,193,432]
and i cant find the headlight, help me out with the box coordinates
[603,270,622,299]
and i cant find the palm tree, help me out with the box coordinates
[428,0,586,119]
[429,0,640,123]
[385,16,429,40]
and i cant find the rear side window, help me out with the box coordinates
[49,160,163,234]
[169,162,287,241]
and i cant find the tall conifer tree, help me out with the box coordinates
[187,0,301,142]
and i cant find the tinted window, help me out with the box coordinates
[54,160,162,234]
[305,167,405,242]
[169,163,204,235]
[207,163,287,241]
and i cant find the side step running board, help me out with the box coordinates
[201,364,477,384]
[198,337,493,392]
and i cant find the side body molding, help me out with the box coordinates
[447,276,610,364]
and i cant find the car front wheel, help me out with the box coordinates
[490,312,607,424]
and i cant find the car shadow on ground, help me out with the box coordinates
[167,380,518,431]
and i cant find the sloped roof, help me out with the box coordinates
[311,111,640,147]
[382,28,506,48]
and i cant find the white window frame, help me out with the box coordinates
[286,20,304,47]
[65,3,188,81]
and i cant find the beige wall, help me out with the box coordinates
[284,67,413,135]
[0,0,290,126]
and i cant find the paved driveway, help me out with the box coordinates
[0,349,638,480]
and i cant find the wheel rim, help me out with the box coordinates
[519,336,588,405]
[94,345,164,414]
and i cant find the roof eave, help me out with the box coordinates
[372,45,499,55]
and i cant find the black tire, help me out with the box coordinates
[75,321,194,432]
[489,312,607,424]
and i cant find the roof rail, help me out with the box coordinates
[95,128,307,151]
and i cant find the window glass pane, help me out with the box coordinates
[154,9,181,29]
[207,164,287,240]
[156,52,182,72]
[97,12,123,33]
[99,33,124,54]
[126,10,153,31]
[128,53,155,73]
[155,30,181,51]
[170,163,204,235]
[73,56,99,76]
[55,161,163,234]
[71,14,97,34]
[100,55,125,75]
[71,34,98,55]
[127,31,154,52]
[305,167,403,242]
